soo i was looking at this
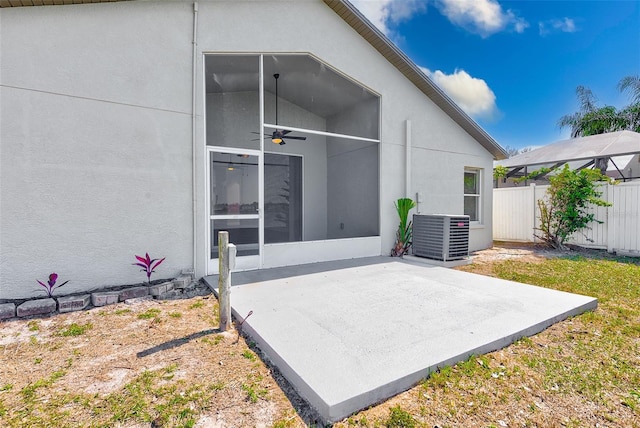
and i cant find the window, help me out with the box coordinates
[464,169,481,222]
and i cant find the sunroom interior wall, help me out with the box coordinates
[326,99,380,239]
[206,91,327,146]
[0,1,194,299]
[206,90,328,240]
[325,98,380,140]
[326,139,379,239]
[263,92,326,133]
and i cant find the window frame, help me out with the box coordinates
[464,168,482,224]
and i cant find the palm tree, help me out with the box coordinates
[557,86,617,137]
[617,75,640,133]
[558,76,640,137]
[617,75,640,104]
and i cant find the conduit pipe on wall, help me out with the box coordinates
[191,2,199,276]
[405,119,412,199]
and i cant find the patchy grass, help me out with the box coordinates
[189,301,204,310]
[242,372,269,404]
[137,308,161,320]
[242,349,257,361]
[2,250,639,427]
[201,335,224,346]
[20,369,67,401]
[385,406,417,427]
[0,297,296,427]
[27,320,40,332]
[93,366,220,426]
[57,322,93,337]
[489,256,640,304]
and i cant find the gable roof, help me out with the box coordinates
[496,131,640,168]
[1,0,507,160]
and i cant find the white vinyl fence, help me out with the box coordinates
[493,181,640,255]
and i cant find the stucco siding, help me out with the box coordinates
[1,0,496,298]
[1,1,193,113]
[1,2,194,299]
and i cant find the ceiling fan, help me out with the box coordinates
[254,74,307,146]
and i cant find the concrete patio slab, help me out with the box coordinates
[206,257,597,424]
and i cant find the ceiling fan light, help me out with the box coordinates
[227,164,234,171]
[272,137,282,144]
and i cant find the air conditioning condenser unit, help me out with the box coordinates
[412,214,469,261]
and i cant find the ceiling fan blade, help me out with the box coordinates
[281,130,292,136]
[251,132,272,139]
[285,136,307,140]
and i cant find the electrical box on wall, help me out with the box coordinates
[415,192,423,213]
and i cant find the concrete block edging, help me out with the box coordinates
[0,276,211,321]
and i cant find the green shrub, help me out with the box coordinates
[536,165,611,249]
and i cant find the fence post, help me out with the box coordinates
[607,183,614,253]
[218,231,231,331]
[530,183,536,242]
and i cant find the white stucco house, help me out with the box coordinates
[0,0,507,300]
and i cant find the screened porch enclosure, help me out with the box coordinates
[205,54,381,271]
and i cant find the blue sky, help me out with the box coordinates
[351,0,640,151]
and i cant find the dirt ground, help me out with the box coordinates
[0,295,310,427]
[462,241,555,273]
[1,243,636,427]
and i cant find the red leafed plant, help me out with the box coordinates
[37,273,69,298]
[133,253,165,283]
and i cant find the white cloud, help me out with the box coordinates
[435,0,529,37]
[421,67,499,120]
[539,18,577,36]
[351,0,528,38]
[349,0,427,36]
[513,18,529,33]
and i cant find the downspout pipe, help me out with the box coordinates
[405,119,412,199]
[191,2,199,275]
